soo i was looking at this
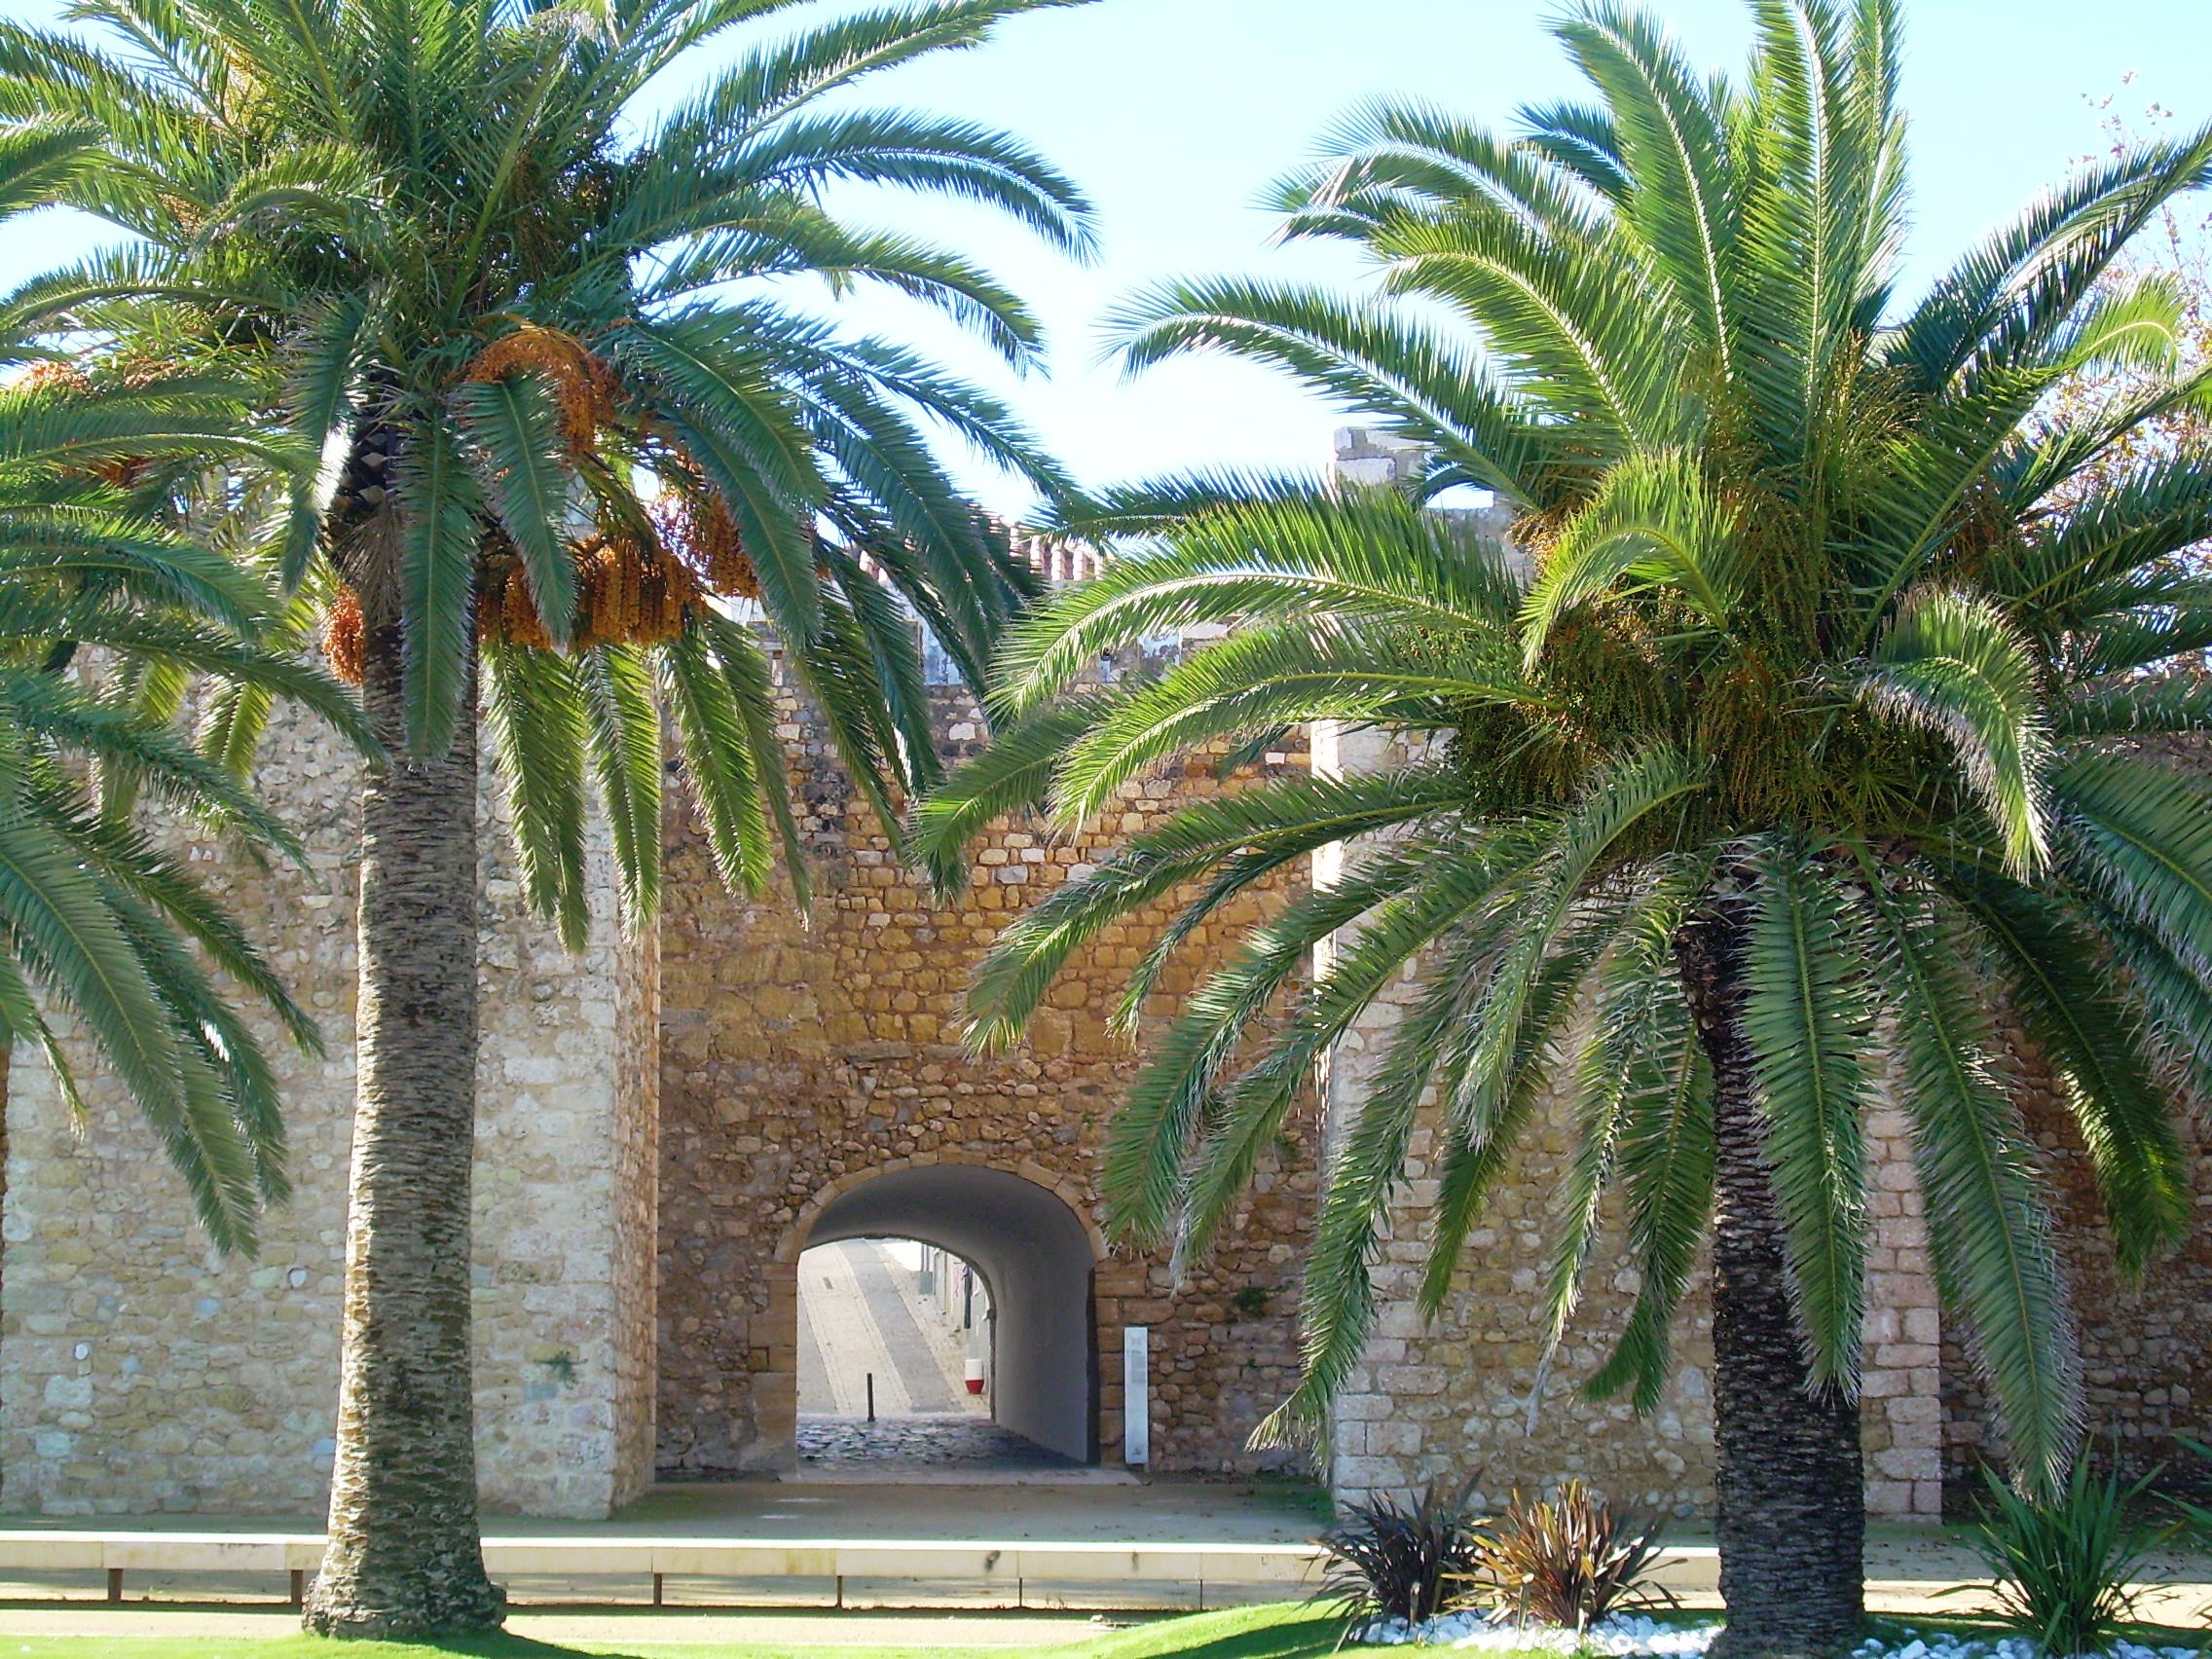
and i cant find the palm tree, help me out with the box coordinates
[917,4,2212,1652]
[0,0,1091,1635]
[0,121,371,1255]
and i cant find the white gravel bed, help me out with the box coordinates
[1362,1611,1718,1651]
[1362,1610,2204,1658]
[1844,1633,2203,1659]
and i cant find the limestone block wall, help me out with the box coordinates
[654,665,1316,1479]
[1940,1032,2212,1510]
[0,705,652,1518]
[1861,1113,1943,1519]
[1313,719,1719,1518]
[468,812,657,1517]
[1326,1072,1946,1523]
[1310,714,1944,1522]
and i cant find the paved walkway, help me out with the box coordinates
[0,1478,1321,1543]
[632,1480,1306,1538]
[798,1241,985,1420]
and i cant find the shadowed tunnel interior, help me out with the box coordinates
[803,1165,1098,1463]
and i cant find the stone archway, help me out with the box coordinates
[783,1161,1101,1464]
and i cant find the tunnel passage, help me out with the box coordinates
[798,1163,1099,1464]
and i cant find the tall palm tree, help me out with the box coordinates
[0,121,371,1254]
[918,4,2212,1652]
[1,0,1092,1634]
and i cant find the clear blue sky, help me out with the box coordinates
[2,0,2208,513]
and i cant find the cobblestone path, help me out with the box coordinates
[795,1240,1066,1472]
[794,1414,1078,1472]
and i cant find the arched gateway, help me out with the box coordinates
[784,1161,1100,1464]
[647,673,1321,1487]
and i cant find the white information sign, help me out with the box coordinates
[1123,1326,1150,1466]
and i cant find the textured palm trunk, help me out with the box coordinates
[1677,905,1863,1659]
[304,610,504,1637]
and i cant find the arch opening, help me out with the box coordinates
[797,1236,994,1419]
[797,1164,1098,1466]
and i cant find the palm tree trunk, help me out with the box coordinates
[1677,904,1863,1659]
[304,610,504,1637]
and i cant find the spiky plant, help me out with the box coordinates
[0,121,369,1254]
[918,3,2212,1652]
[1470,1481,1670,1635]
[1315,1480,1487,1635]
[0,0,1091,1634]
[1972,1454,2167,1656]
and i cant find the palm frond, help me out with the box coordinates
[1856,587,2052,875]
[662,623,773,900]
[1935,863,2191,1277]
[394,419,482,757]
[455,373,579,647]
[1519,447,1741,663]
[1859,861,2080,1496]
[1742,834,1877,1388]
[482,641,591,949]
[991,486,1523,719]
[577,644,663,933]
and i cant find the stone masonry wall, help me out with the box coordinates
[610,922,662,1510]
[1860,1112,1945,1518]
[1939,734,2212,1510]
[1313,719,1720,1518]
[2,573,2202,1523]
[654,660,1316,1479]
[1940,1032,2212,1510]
[1,703,651,1518]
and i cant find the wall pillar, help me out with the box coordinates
[608,916,661,1508]
[1860,1109,1944,1519]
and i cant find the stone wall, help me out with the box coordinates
[0,705,654,1518]
[1,554,2203,1522]
[1860,1112,1945,1519]
[610,922,662,1510]
[653,663,1317,1479]
[470,813,657,1518]
[1940,1034,2212,1510]
[1311,717,1721,1518]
